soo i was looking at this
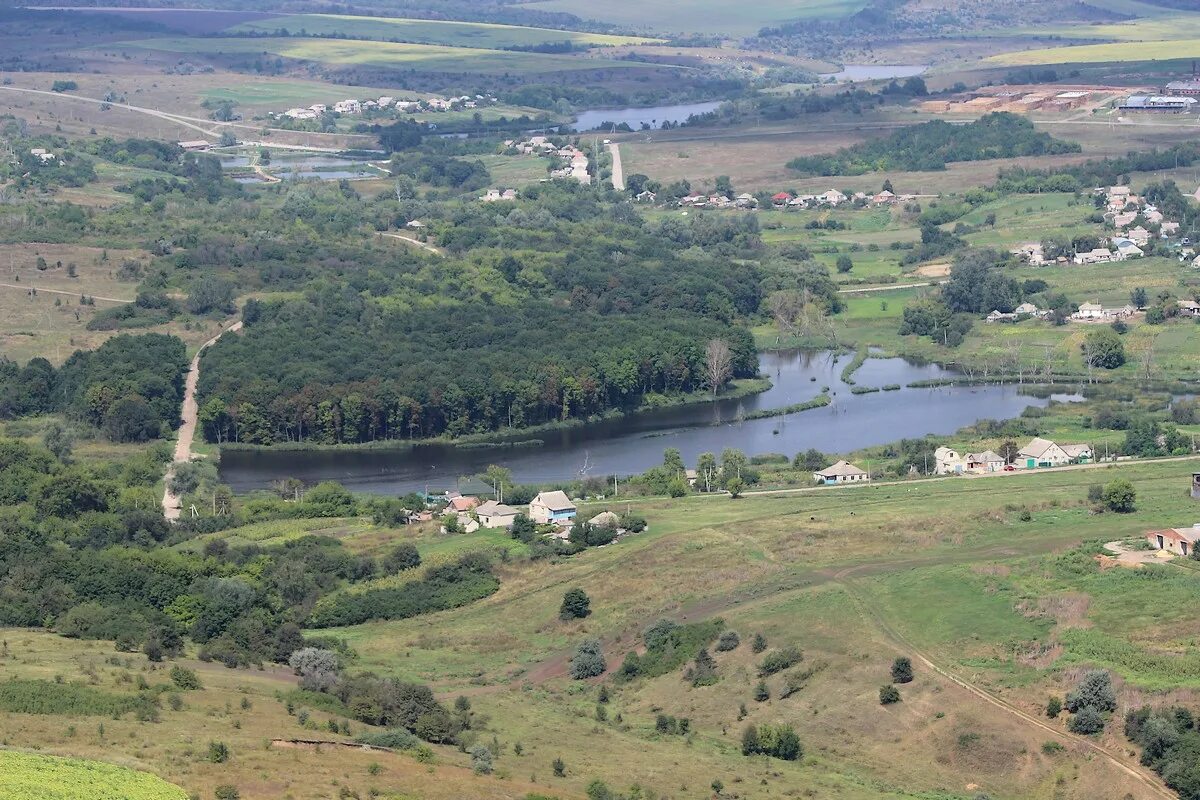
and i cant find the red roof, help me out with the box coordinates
[772,192,791,201]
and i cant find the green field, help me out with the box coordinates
[0,751,187,800]
[227,13,658,48]
[516,0,869,36]
[116,36,671,75]
[198,78,415,109]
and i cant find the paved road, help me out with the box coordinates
[378,231,443,256]
[607,142,625,191]
[0,281,128,303]
[162,321,243,520]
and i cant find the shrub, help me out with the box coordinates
[170,666,202,690]
[1065,670,1116,713]
[753,680,770,702]
[470,745,493,774]
[751,633,767,653]
[1102,479,1136,513]
[570,639,606,679]
[552,757,566,777]
[715,631,740,652]
[757,646,803,676]
[879,685,901,705]
[214,786,240,800]
[1046,696,1062,718]
[559,588,591,621]
[1042,740,1065,754]
[207,741,230,764]
[741,723,801,760]
[1068,706,1105,734]
[890,656,913,684]
[355,729,419,750]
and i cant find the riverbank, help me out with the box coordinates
[217,375,774,455]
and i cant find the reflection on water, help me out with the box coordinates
[572,101,723,131]
[219,350,1066,495]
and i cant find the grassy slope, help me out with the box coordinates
[7,458,1200,798]
[114,37,671,75]
[985,38,1200,66]
[227,13,658,48]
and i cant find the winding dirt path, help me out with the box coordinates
[607,142,625,191]
[378,231,444,256]
[162,320,242,520]
[838,574,1174,799]
[0,281,127,303]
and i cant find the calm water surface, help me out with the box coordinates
[219,350,1062,495]
[572,101,723,131]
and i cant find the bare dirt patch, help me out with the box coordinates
[915,263,951,278]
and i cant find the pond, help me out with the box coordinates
[571,101,724,132]
[218,350,1067,495]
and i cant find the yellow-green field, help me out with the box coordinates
[986,38,1200,66]
[114,36,672,76]
[0,751,187,800]
[227,13,659,48]
[518,0,869,35]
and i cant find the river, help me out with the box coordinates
[571,101,723,132]
[218,350,1067,495]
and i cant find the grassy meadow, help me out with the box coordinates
[115,37,670,76]
[0,751,188,800]
[7,458,1200,798]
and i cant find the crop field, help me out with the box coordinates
[226,13,659,49]
[517,0,870,36]
[985,38,1200,66]
[0,751,187,800]
[114,37,670,76]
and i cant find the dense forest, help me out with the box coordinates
[787,113,1080,175]
[0,334,186,442]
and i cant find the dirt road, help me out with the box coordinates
[607,142,625,191]
[0,282,128,303]
[837,280,945,295]
[162,321,242,520]
[378,231,443,256]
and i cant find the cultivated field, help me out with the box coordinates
[0,751,188,800]
[986,38,1200,66]
[226,13,659,49]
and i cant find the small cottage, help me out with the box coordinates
[476,500,518,529]
[529,491,577,525]
[813,460,868,484]
[1146,524,1200,557]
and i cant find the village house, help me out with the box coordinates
[1015,302,1039,316]
[1073,248,1120,265]
[476,500,518,529]
[447,495,480,514]
[934,446,964,474]
[735,193,758,208]
[1146,524,1200,557]
[529,490,577,525]
[1126,226,1152,246]
[813,460,869,484]
[588,510,620,529]
[635,190,657,203]
[771,192,791,207]
[818,189,847,206]
[1111,211,1138,228]
[1012,243,1046,265]
[1017,438,1091,468]
[986,310,1017,323]
[1162,221,1181,237]
[871,189,896,205]
[1178,299,1200,317]
[1073,302,1105,320]
[966,450,1006,473]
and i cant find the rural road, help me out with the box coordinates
[0,86,375,143]
[607,142,625,191]
[0,281,128,303]
[378,231,443,256]
[837,280,945,295]
[162,320,243,520]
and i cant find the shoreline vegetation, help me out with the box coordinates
[217,375,775,455]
